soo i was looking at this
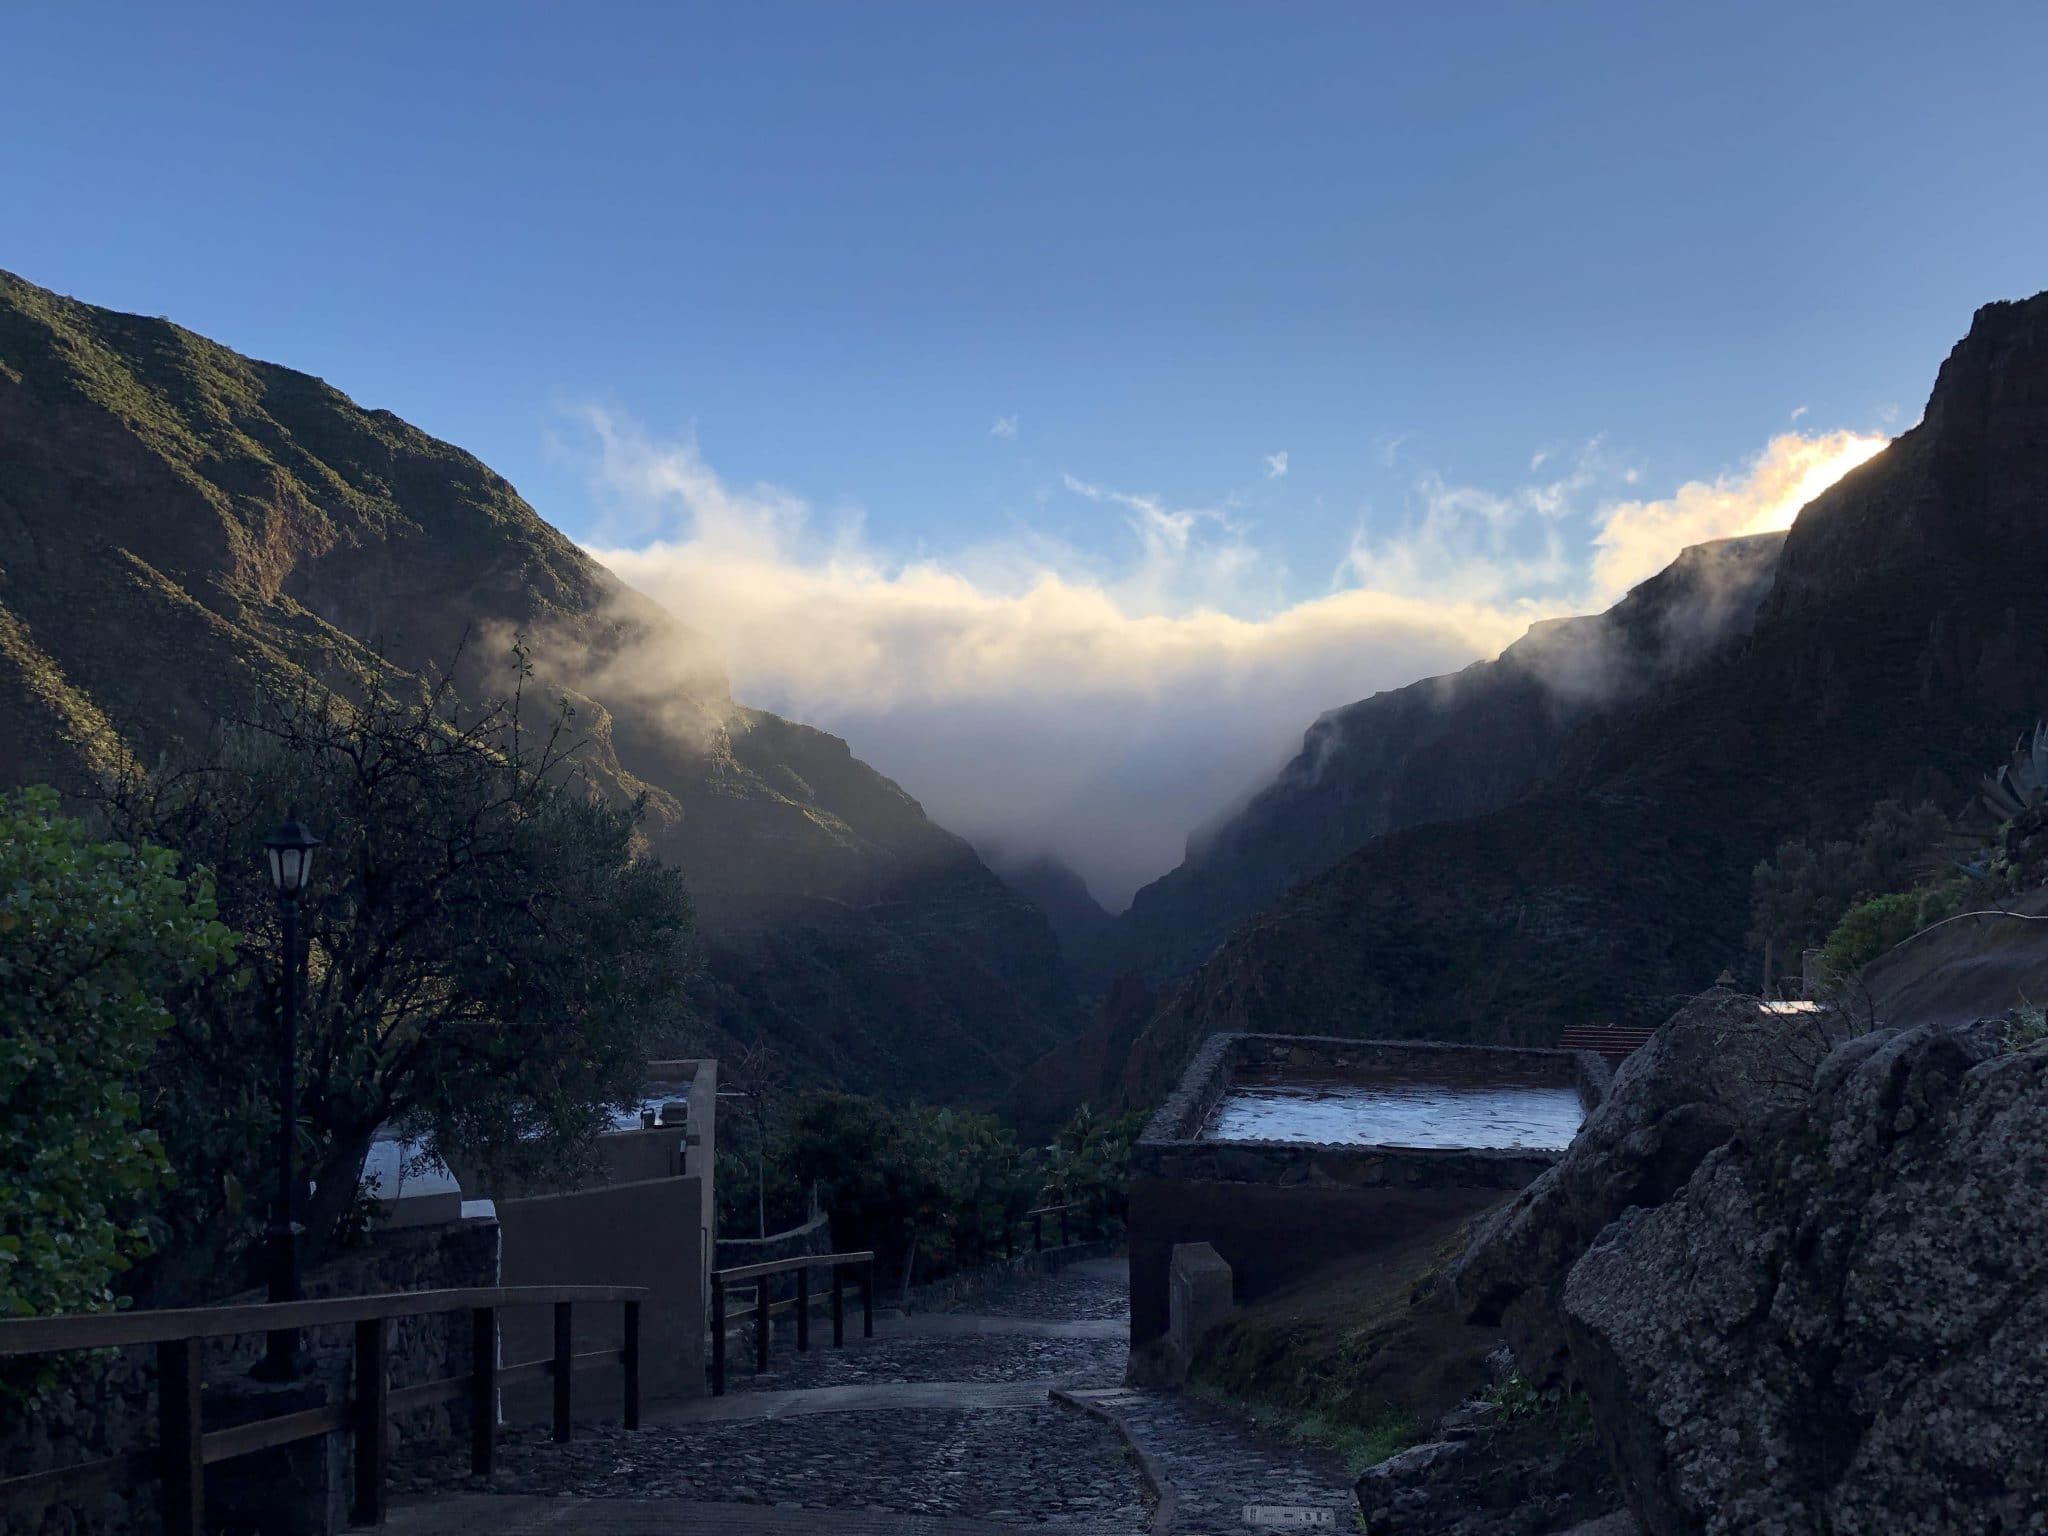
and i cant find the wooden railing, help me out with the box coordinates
[708,1250,874,1396]
[0,1283,647,1535]
[1013,1202,1077,1257]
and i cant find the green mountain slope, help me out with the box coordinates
[0,269,1075,1103]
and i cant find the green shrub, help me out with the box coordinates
[783,1091,1037,1271]
[2005,1006,2048,1051]
[1043,1104,1145,1235]
[1818,891,1930,984]
[0,787,233,1326]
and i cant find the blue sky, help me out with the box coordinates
[8,3,2047,901]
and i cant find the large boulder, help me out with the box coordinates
[1444,989,1818,1378]
[1562,1021,2048,1534]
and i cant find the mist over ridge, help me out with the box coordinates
[580,415,1885,908]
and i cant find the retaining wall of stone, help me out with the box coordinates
[1128,1033,1606,1355]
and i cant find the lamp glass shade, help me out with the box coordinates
[262,815,323,895]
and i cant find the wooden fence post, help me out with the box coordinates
[623,1300,641,1431]
[157,1338,204,1536]
[351,1317,389,1526]
[796,1267,810,1353]
[470,1307,498,1474]
[754,1281,770,1375]
[711,1282,727,1396]
[831,1265,845,1348]
[861,1258,874,1339]
[552,1302,574,1443]
[1060,1207,1071,1247]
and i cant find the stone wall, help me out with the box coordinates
[0,1215,498,1536]
[1128,1033,1601,1356]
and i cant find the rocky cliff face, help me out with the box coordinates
[1399,990,2048,1532]
[1548,1024,2048,1536]
[1112,291,2048,1105]
[0,270,1075,1103]
[1079,535,1786,989]
[1561,1021,2048,1534]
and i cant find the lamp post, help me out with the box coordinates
[258,811,322,1379]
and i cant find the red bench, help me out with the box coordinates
[1557,1024,1657,1062]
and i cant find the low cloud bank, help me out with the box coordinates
[575,414,1885,909]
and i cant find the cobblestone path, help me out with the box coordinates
[1063,1387,1357,1533]
[392,1256,1148,1533]
[390,1255,1360,1535]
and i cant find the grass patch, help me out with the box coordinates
[1188,1377,1416,1475]
[1483,1372,1595,1445]
[1184,1216,1512,1477]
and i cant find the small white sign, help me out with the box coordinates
[1242,1507,1336,1530]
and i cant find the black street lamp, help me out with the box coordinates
[257,810,321,1379]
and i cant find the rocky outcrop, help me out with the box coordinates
[1356,1426,1627,1536]
[1444,990,1821,1380]
[1561,1021,2048,1535]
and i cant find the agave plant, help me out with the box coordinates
[1982,722,2048,820]
[1961,723,2048,889]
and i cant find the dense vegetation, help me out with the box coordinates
[12,650,698,1305]
[0,789,232,1327]
[723,1087,1143,1285]
[1748,727,2048,994]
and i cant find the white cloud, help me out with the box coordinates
[563,410,1888,906]
[1790,404,1809,421]
[990,415,1018,440]
[1587,429,1886,601]
[1263,450,1289,480]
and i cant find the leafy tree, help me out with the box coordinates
[0,788,233,1321]
[717,1035,797,1241]
[97,652,697,1286]
[1043,1104,1145,1235]
[782,1091,1037,1273]
[1749,799,1953,977]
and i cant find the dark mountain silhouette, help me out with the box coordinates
[1110,290,2048,1105]
[0,269,1076,1104]
[1080,532,1787,989]
[985,849,1114,962]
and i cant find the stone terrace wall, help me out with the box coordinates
[1141,1032,1607,1146]
[1128,1034,1604,1359]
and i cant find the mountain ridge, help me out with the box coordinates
[0,268,1077,1104]
[1108,288,2048,1106]
[1079,529,1787,989]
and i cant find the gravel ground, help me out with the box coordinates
[394,1407,1150,1529]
